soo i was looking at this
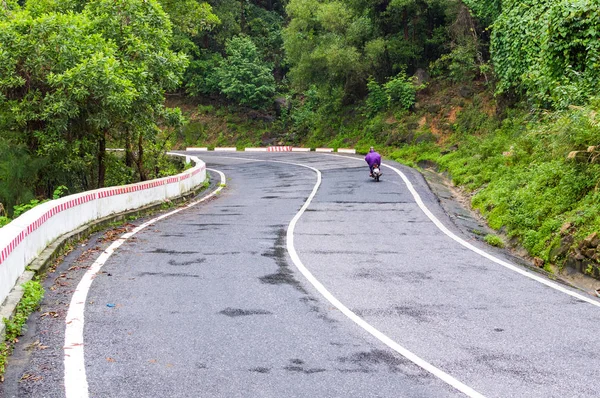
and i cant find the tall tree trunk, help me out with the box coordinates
[97,131,106,188]
[125,130,134,168]
[137,134,147,181]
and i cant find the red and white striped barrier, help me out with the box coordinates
[0,153,207,307]
[267,146,293,152]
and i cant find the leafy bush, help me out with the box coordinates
[366,73,417,116]
[491,0,551,96]
[365,79,388,116]
[529,1,600,108]
[105,153,136,187]
[214,36,276,109]
[431,42,479,84]
[1,280,44,378]
[52,185,68,200]
[484,234,504,248]
[384,72,418,110]
[13,199,42,218]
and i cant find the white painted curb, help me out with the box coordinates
[244,148,268,152]
[315,148,334,153]
[337,148,356,154]
[214,147,237,152]
[186,147,208,151]
[292,147,311,152]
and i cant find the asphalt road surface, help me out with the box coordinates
[2,152,600,398]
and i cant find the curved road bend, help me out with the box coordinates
[3,152,600,397]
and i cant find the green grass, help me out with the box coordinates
[484,234,505,248]
[1,280,44,381]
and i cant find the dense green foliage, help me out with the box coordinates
[366,73,419,116]
[491,0,600,108]
[283,0,457,99]
[214,36,276,108]
[0,0,197,214]
[183,0,284,103]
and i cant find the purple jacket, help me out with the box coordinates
[365,150,382,168]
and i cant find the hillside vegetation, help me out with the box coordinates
[1,0,600,276]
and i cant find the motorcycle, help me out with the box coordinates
[371,164,382,182]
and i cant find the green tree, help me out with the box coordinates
[0,0,189,212]
[182,0,285,99]
[214,35,275,108]
[83,0,188,182]
[0,9,135,201]
[284,0,365,94]
[284,0,456,103]
[158,0,220,55]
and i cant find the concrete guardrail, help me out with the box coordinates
[0,153,207,313]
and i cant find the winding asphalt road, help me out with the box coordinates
[3,152,600,397]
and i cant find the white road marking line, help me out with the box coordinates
[332,153,600,307]
[219,155,485,397]
[63,169,226,398]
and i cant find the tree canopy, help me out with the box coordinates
[0,0,193,210]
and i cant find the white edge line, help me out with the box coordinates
[63,169,226,398]
[327,153,600,307]
[221,155,485,397]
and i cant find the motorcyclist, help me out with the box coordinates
[365,146,382,177]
